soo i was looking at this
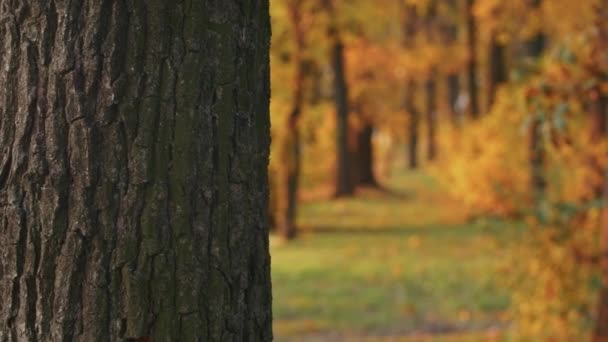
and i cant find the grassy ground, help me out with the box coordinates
[271,170,524,341]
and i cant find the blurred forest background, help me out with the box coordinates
[268,0,608,340]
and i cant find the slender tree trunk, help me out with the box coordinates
[280,0,306,240]
[487,34,507,110]
[529,116,546,205]
[407,80,420,169]
[325,0,354,197]
[443,0,461,128]
[402,3,419,169]
[354,122,377,187]
[466,0,480,119]
[424,2,438,161]
[0,1,273,341]
[527,0,546,209]
[331,40,353,197]
[426,77,438,161]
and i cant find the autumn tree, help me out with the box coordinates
[0,1,272,341]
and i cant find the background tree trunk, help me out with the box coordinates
[406,80,420,170]
[487,34,507,110]
[444,0,461,127]
[426,77,437,161]
[325,0,354,197]
[402,3,420,170]
[0,1,272,341]
[331,40,353,197]
[526,0,546,209]
[466,0,480,119]
[279,0,306,240]
[354,122,377,187]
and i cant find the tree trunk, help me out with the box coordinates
[524,0,546,59]
[443,0,460,128]
[527,0,546,210]
[529,117,546,205]
[402,3,419,169]
[279,0,306,240]
[426,77,437,161]
[0,1,273,341]
[331,39,354,197]
[407,80,420,169]
[466,0,480,119]
[354,122,377,187]
[487,34,507,110]
[322,4,353,197]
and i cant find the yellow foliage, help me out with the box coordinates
[508,218,599,341]
[433,86,529,217]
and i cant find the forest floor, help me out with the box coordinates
[271,170,525,341]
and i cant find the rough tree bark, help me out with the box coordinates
[324,0,354,197]
[466,0,479,119]
[279,0,306,240]
[0,1,272,341]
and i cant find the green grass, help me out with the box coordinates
[271,170,524,341]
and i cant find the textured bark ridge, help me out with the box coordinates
[0,1,272,341]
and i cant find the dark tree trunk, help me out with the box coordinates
[425,77,437,161]
[354,122,377,187]
[526,0,546,208]
[529,117,546,204]
[524,0,546,59]
[487,34,507,110]
[466,0,480,119]
[424,2,438,161]
[402,3,419,169]
[406,80,420,170]
[325,0,353,197]
[331,40,354,197]
[0,1,273,341]
[443,0,461,127]
[279,0,306,240]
